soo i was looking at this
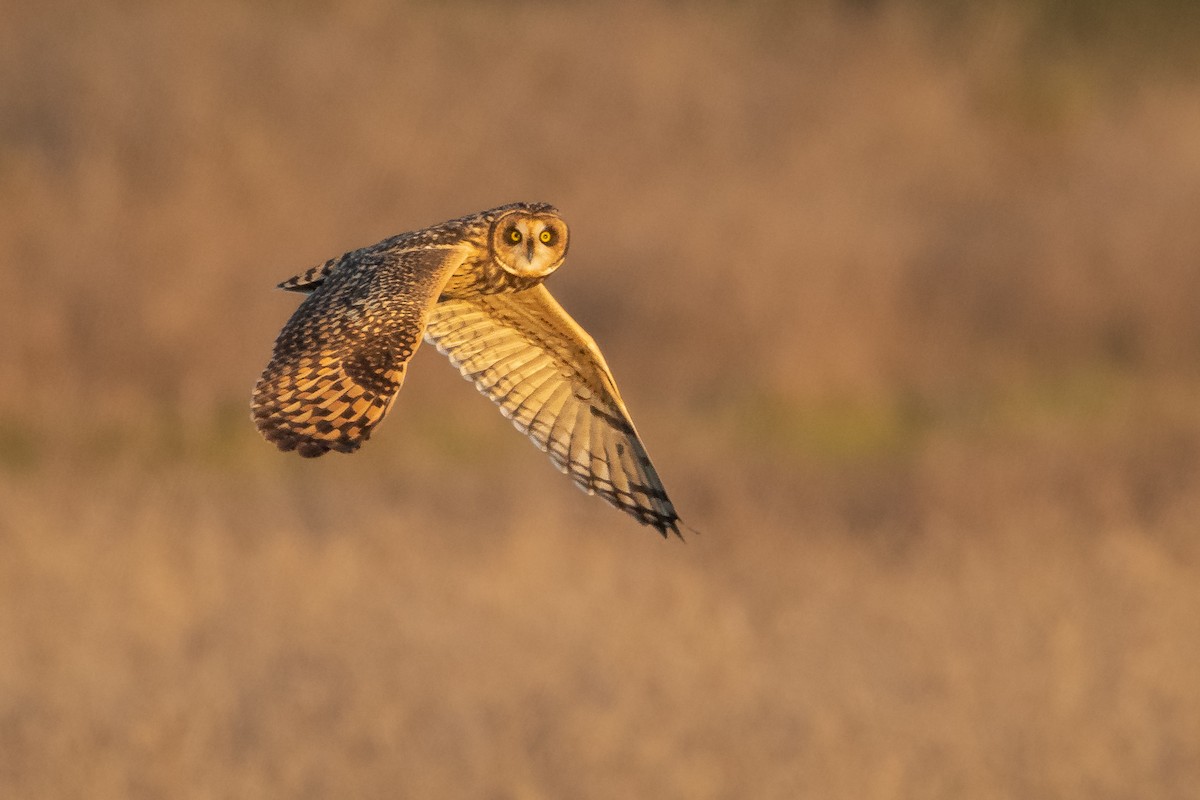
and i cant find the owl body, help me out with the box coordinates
[252,203,681,537]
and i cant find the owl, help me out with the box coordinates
[251,202,682,538]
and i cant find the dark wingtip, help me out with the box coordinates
[252,408,344,459]
[655,513,702,542]
[296,440,330,458]
[259,424,329,457]
[259,425,367,458]
[646,512,686,541]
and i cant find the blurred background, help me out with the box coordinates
[2,0,1199,796]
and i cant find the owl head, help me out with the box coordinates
[489,206,569,279]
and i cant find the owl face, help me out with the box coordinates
[489,209,569,279]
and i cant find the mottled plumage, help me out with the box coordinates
[252,202,682,537]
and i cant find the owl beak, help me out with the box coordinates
[525,238,535,263]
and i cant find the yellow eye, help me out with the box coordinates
[539,230,553,244]
[508,228,522,243]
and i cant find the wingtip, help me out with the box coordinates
[665,516,702,542]
[651,514,687,542]
[251,403,366,459]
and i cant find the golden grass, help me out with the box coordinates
[2,1,1199,796]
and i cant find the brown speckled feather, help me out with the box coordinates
[424,284,681,538]
[252,241,468,457]
[277,256,339,293]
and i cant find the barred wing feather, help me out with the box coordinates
[424,285,681,537]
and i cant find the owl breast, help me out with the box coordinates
[440,253,545,298]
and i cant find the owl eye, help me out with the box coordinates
[507,227,522,244]
[539,229,555,244]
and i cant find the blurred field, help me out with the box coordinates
[2,0,1200,797]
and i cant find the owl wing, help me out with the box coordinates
[252,244,466,457]
[423,284,681,537]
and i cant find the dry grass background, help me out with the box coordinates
[2,0,1200,797]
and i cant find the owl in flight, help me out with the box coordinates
[251,202,682,538]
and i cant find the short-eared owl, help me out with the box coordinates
[252,202,681,537]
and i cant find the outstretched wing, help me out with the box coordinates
[252,245,466,457]
[423,284,681,537]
